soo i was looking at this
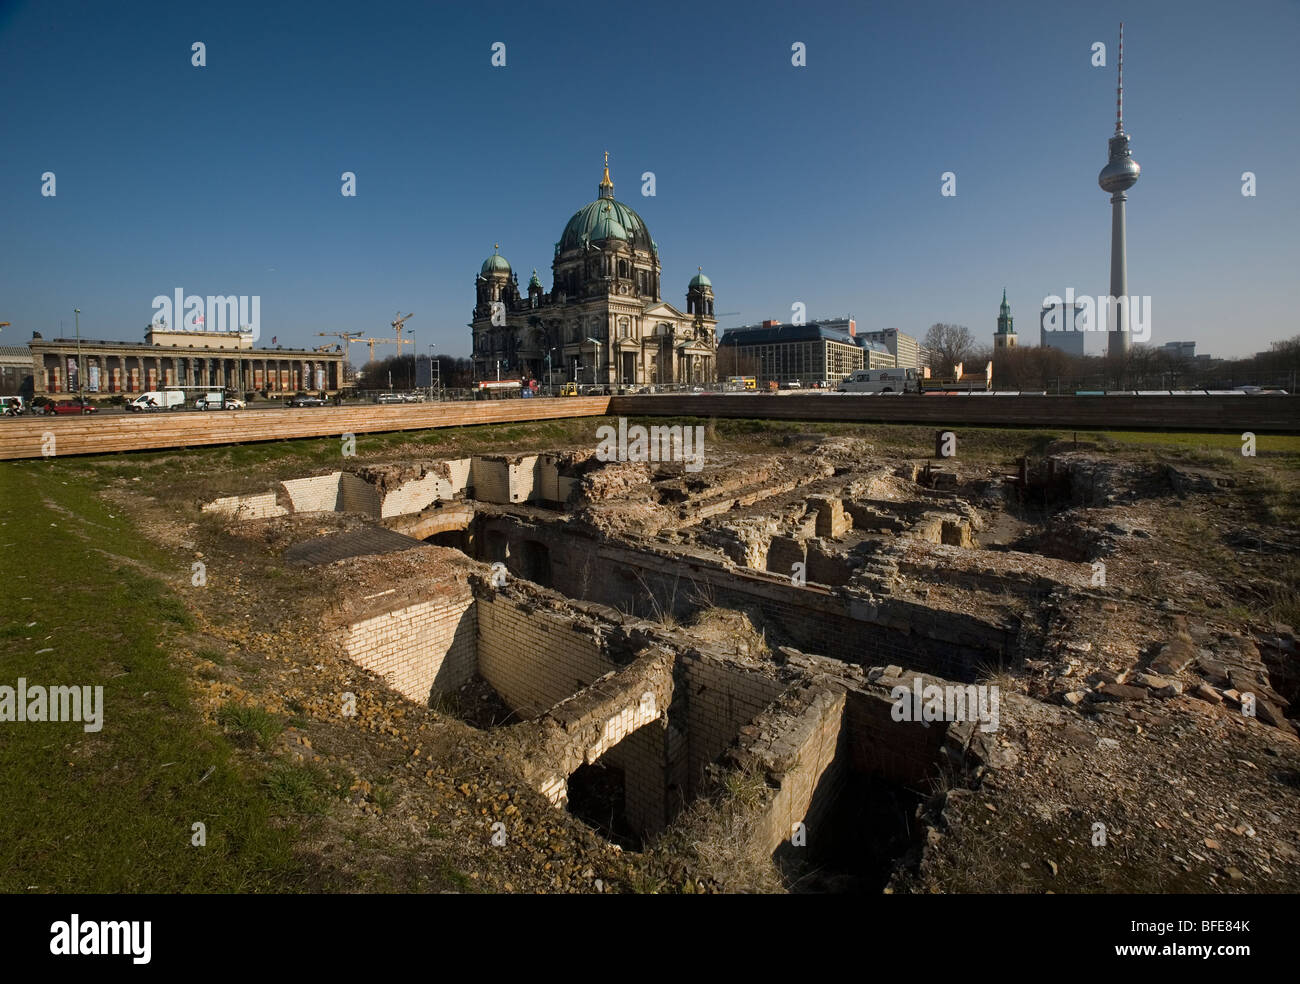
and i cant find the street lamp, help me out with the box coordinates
[586,336,601,388]
[74,308,84,400]
[546,347,555,396]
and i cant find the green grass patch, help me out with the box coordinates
[217,702,283,749]
[263,763,334,815]
[0,463,311,892]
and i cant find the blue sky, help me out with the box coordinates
[1,0,1297,359]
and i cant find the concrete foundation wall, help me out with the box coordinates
[343,589,477,702]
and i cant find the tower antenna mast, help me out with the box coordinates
[1116,21,1125,134]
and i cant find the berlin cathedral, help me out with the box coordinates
[470,156,718,387]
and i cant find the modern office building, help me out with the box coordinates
[1159,341,1196,360]
[1040,302,1088,356]
[855,327,925,369]
[720,319,882,387]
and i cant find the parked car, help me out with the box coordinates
[51,399,99,415]
[374,393,403,404]
[286,393,327,407]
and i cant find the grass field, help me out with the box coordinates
[0,464,307,892]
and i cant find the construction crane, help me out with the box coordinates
[391,312,414,353]
[317,331,365,362]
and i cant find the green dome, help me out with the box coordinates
[528,269,542,289]
[481,251,511,276]
[689,270,712,289]
[559,198,652,252]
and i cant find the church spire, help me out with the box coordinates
[598,150,614,199]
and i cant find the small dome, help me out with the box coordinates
[528,269,542,289]
[689,270,712,289]
[481,248,511,276]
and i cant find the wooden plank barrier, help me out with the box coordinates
[0,397,612,460]
[2,394,1295,461]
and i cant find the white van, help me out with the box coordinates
[837,368,920,394]
[126,390,186,412]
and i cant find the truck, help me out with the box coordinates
[837,362,993,394]
[126,389,186,412]
[837,368,922,393]
[475,379,524,399]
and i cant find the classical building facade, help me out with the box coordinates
[28,327,345,398]
[471,157,717,387]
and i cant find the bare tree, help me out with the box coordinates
[923,323,977,376]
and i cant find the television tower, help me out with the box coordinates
[1099,22,1141,360]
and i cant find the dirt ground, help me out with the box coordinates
[75,420,1300,892]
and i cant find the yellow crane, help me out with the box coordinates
[357,337,403,362]
[391,312,414,354]
[316,330,365,360]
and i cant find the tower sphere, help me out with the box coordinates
[1099,135,1141,194]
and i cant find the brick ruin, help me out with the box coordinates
[203,436,1299,891]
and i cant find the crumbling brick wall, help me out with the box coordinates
[343,587,477,702]
[682,658,786,796]
[476,594,616,717]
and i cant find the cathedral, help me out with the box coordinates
[471,156,718,387]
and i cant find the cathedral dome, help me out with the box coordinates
[481,249,511,276]
[689,270,712,289]
[558,156,654,253]
[559,198,652,251]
